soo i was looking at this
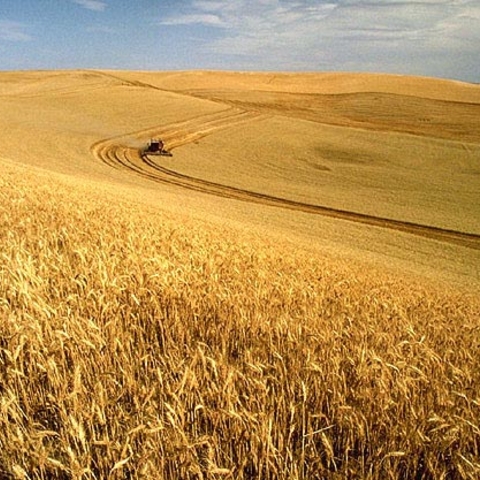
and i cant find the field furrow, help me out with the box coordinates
[92,111,480,251]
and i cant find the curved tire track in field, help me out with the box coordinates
[91,108,261,165]
[91,109,480,251]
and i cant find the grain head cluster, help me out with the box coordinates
[1,163,479,479]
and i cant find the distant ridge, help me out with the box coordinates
[107,70,480,103]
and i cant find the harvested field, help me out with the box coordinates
[1,70,480,479]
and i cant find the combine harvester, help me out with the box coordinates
[143,138,172,157]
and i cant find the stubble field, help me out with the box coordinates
[0,70,479,479]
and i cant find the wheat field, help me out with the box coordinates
[1,70,480,479]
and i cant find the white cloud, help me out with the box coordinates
[73,0,107,12]
[160,0,480,78]
[161,13,224,27]
[429,3,480,47]
[192,1,227,11]
[0,20,31,42]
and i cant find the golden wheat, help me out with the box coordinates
[1,162,479,479]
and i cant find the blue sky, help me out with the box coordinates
[1,0,479,82]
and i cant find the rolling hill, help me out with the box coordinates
[1,69,479,287]
[1,70,480,479]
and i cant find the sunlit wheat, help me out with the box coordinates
[1,165,479,479]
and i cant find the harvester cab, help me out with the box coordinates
[144,138,172,156]
[146,138,163,153]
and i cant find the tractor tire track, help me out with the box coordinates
[142,159,480,250]
[91,107,259,161]
[92,109,480,251]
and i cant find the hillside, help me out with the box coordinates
[1,69,479,287]
[2,158,480,479]
[1,70,480,479]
